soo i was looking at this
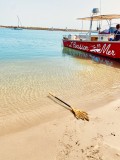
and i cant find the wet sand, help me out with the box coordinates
[1,28,120,159]
[0,98,120,160]
[0,50,120,159]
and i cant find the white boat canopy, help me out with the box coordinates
[77,14,120,21]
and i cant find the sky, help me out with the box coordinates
[0,0,120,29]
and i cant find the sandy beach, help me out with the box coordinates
[0,98,120,160]
[1,28,120,160]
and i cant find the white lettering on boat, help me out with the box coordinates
[69,41,73,47]
[69,42,116,57]
[90,44,115,56]
[69,42,89,51]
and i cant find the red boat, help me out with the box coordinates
[63,9,120,59]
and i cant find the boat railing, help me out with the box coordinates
[63,34,90,41]
[63,33,115,41]
[97,33,114,41]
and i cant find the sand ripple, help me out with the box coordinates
[0,57,120,135]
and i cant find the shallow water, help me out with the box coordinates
[0,28,120,135]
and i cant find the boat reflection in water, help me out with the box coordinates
[62,47,120,68]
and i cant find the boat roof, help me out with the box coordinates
[77,14,120,21]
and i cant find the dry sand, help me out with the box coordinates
[0,99,120,160]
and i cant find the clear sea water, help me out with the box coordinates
[0,28,120,135]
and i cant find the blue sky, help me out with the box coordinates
[0,0,120,29]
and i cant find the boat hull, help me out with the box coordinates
[63,40,120,59]
[13,27,23,30]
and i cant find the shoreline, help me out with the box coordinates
[0,98,120,160]
[0,25,89,32]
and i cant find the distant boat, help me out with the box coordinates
[13,16,23,30]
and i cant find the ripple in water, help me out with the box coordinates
[0,29,120,135]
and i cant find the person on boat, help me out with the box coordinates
[114,24,120,41]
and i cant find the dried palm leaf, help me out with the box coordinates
[49,93,89,121]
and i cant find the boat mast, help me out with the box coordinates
[89,8,99,40]
[17,16,22,28]
[17,16,19,27]
[89,16,93,40]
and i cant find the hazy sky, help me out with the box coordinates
[0,0,120,29]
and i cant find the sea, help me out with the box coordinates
[0,28,120,135]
